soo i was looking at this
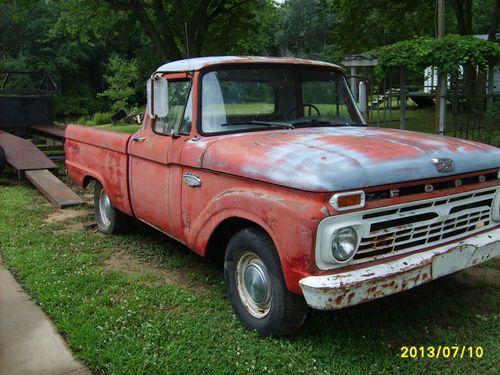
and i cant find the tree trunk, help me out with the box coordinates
[452,0,475,107]
[488,0,500,41]
[452,0,473,35]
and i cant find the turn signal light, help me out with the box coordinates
[330,191,365,211]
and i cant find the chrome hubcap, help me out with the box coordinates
[98,189,112,227]
[237,252,271,318]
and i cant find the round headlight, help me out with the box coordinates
[331,226,359,262]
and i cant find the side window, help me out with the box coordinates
[154,80,191,135]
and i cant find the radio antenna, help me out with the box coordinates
[184,22,191,71]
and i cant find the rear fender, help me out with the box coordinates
[65,159,133,216]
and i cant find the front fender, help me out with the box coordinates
[187,187,327,294]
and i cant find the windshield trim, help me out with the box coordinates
[196,63,365,137]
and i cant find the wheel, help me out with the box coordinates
[224,228,308,336]
[0,146,5,173]
[94,181,130,234]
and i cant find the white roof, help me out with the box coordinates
[155,56,343,73]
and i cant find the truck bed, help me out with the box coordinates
[65,124,134,216]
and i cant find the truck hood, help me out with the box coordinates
[200,127,500,192]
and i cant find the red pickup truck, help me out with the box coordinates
[66,56,500,336]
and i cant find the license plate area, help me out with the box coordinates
[431,245,476,279]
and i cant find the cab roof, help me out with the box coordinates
[155,56,345,74]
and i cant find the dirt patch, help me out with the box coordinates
[453,258,500,285]
[45,208,93,223]
[55,222,84,234]
[104,251,208,291]
[463,258,500,284]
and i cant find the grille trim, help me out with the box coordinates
[354,188,496,260]
[315,186,499,270]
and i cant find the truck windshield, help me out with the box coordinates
[201,67,365,134]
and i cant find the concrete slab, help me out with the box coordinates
[0,259,92,375]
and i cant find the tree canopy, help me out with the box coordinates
[0,0,498,117]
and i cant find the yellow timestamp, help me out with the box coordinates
[400,346,484,359]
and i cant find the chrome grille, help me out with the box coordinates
[354,188,497,260]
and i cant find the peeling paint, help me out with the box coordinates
[201,127,500,192]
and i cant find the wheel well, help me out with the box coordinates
[82,175,97,188]
[205,217,266,261]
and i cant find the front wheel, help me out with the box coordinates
[94,181,130,234]
[224,228,308,336]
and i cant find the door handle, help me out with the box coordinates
[132,136,146,142]
[183,173,202,187]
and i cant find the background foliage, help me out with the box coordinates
[0,0,498,119]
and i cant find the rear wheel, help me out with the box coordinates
[224,228,308,336]
[94,181,130,234]
[0,146,5,173]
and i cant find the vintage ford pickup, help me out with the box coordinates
[65,56,500,336]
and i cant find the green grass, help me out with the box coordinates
[0,177,498,374]
[95,124,141,133]
[73,103,498,146]
[369,106,499,146]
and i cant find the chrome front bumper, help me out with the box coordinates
[299,228,500,310]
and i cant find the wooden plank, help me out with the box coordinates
[0,131,57,171]
[36,145,64,152]
[31,125,66,139]
[25,169,83,208]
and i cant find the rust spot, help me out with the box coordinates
[347,292,355,304]
[321,156,327,160]
[335,295,344,305]
[367,286,377,293]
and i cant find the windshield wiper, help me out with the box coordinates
[221,120,295,129]
[292,119,363,127]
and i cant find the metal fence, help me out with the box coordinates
[344,58,500,146]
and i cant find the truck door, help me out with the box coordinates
[128,78,192,236]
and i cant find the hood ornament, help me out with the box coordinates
[431,158,454,172]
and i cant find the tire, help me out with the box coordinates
[224,228,308,337]
[94,181,130,234]
[0,146,5,174]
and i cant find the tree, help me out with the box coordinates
[98,55,139,111]
[56,0,276,63]
[275,0,336,58]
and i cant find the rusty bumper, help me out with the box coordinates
[299,228,500,310]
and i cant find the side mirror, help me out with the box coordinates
[147,77,169,118]
[358,80,368,120]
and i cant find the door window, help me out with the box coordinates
[154,80,191,135]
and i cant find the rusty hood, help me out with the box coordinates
[200,127,500,192]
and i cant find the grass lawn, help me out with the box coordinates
[0,175,499,374]
[369,106,499,146]
[95,124,141,133]
[84,106,498,146]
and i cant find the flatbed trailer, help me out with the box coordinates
[0,130,82,208]
[0,72,81,207]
